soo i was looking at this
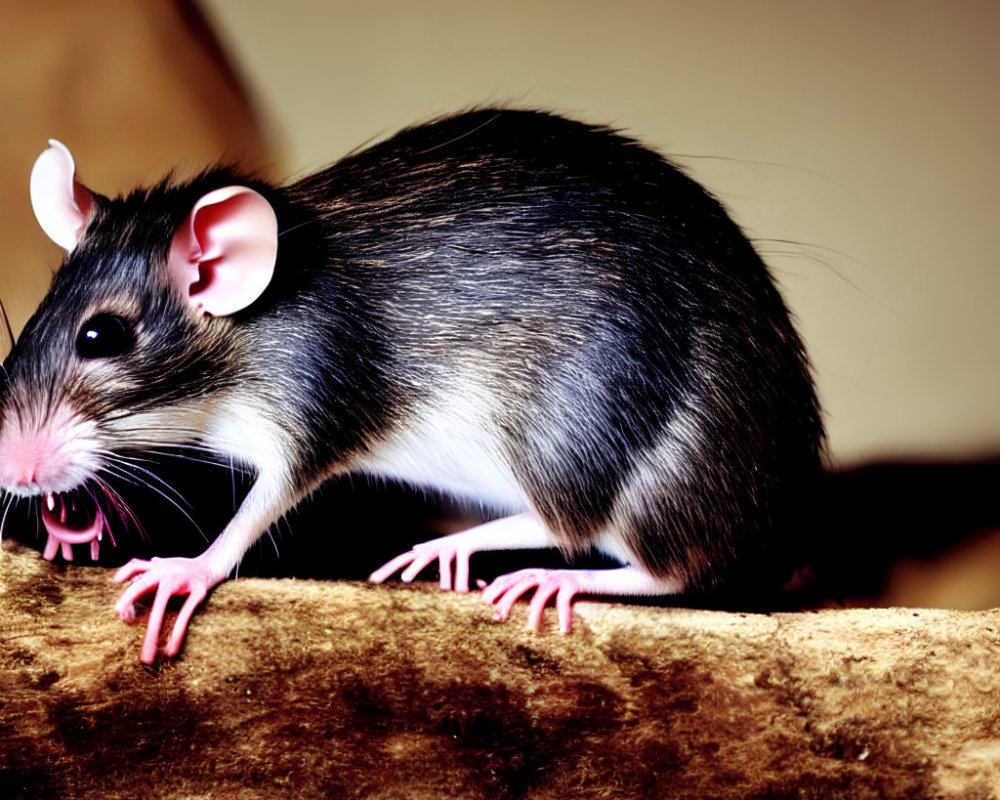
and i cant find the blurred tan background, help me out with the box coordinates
[3,0,999,468]
[196,0,1000,468]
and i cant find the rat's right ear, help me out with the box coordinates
[30,140,95,253]
[167,186,278,317]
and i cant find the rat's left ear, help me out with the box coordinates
[167,186,278,317]
[30,139,95,253]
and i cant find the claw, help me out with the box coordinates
[369,513,552,594]
[369,532,476,593]
[480,566,686,633]
[113,556,221,663]
[482,568,582,632]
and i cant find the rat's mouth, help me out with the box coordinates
[40,487,107,562]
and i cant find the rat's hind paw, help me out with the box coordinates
[368,531,478,592]
[482,568,584,633]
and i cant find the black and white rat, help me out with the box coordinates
[0,109,823,662]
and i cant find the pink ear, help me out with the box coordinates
[167,186,278,317]
[30,139,94,252]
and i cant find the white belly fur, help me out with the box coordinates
[356,392,529,514]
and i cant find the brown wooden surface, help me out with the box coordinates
[3,542,1000,800]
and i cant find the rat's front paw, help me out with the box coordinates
[113,556,222,664]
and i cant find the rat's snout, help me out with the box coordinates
[0,402,99,496]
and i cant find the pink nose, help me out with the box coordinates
[0,426,71,489]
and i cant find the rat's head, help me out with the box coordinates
[0,141,279,550]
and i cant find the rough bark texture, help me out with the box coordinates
[2,541,999,800]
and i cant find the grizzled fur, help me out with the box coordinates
[4,109,822,591]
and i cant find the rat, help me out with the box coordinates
[0,109,823,663]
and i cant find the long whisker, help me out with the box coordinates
[98,461,207,541]
[0,297,15,370]
[92,423,247,471]
[138,451,231,471]
[0,493,16,541]
[83,481,119,546]
[98,452,195,505]
[113,450,253,503]
[92,477,146,544]
[230,455,237,512]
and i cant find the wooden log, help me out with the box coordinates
[2,542,999,800]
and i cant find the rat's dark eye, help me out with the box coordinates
[76,313,134,359]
